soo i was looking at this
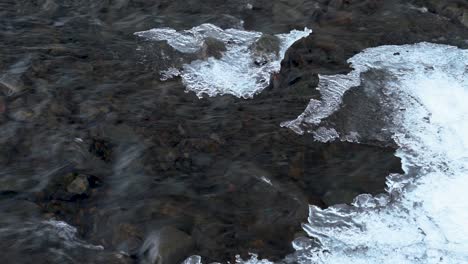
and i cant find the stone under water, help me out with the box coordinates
[0,0,466,264]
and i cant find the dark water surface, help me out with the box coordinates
[1,0,467,263]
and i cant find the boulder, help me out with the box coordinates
[200,37,227,59]
[250,34,281,65]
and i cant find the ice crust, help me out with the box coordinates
[280,43,468,264]
[135,24,311,98]
[280,72,361,135]
[145,38,468,263]
[184,43,468,264]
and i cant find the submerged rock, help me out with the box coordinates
[412,0,468,28]
[89,138,113,162]
[250,34,281,65]
[67,174,89,195]
[460,9,468,27]
[2,0,467,263]
[200,37,227,59]
[139,226,194,264]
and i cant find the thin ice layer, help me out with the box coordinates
[281,72,361,135]
[283,43,468,264]
[135,24,311,98]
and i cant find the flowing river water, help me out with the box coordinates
[1,1,467,264]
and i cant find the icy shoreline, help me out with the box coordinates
[135,24,311,98]
[279,43,468,264]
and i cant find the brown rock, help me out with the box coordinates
[288,166,303,179]
[288,152,304,179]
[328,11,353,26]
[67,174,89,195]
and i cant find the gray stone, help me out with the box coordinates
[460,10,468,28]
[250,34,281,65]
[200,37,227,59]
[252,34,280,55]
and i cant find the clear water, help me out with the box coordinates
[1,1,467,263]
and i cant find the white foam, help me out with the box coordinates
[280,43,468,264]
[135,24,311,98]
